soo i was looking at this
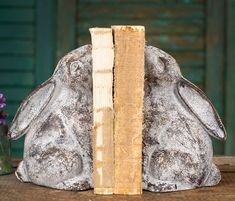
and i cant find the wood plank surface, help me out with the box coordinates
[213,156,235,172]
[112,25,145,195]
[0,167,235,201]
[90,28,114,195]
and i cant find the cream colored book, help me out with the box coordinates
[112,25,145,195]
[89,28,114,195]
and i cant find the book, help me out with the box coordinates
[112,25,145,195]
[90,28,114,195]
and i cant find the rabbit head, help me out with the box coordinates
[145,46,182,84]
[53,45,92,90]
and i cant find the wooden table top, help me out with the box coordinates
[1,157,235,201]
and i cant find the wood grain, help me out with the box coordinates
[112,25,145,195]
[1,167,235,201]
[213,156,235,172]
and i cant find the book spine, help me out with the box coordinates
[90,28,114,195]
[112,25,145,195]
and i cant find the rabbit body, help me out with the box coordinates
[143,78,219,192]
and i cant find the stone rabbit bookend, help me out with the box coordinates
[8,44,226,192]
[8,45,93,190]
[143,46,226,192]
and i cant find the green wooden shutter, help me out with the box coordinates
[0,0,56,158]
[0,0,36,158]
[77,0,206,87]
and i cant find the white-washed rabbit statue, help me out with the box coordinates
[8,45,93,190]
[142,46,226,192]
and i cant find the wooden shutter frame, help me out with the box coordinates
[35,0,56,85]
[206,0,226,155]
[225,0,235,155]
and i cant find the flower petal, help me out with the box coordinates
[0,103,6,108]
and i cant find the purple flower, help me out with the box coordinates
[0,103,6,109]
[0,93,6,102]
[0,93,6,101]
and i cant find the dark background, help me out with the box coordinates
[0,0,234,158]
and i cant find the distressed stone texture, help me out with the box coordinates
[8,45,226,192]
[9,45,93,191]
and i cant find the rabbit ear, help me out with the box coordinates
[8,79,56,140]
[176,77,226,141]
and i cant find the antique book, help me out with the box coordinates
[112,25,145,195]
[89,28,114,194]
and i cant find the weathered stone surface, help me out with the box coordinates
[8,45,93,190]
[143,46,226,192]
[8,45,226,192]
